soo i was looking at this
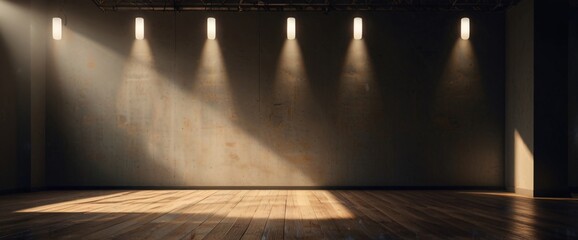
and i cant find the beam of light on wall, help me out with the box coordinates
[275,40,307,92]
[207,17,216,40]
[461,17,470,40]
[135,17,144,40]
[338,39,382,135]
[514,129,534,196]
[340,40,375,94]
[118,40,167,169]
[434,39,482,130]
[192,39,232,113]
[0,1,36,64]
[270,38,340,184]
[436,39,481,105]
[52,17,62,40]
[353,17,363,40]
[287,17,296,40]
[271,39,308,147]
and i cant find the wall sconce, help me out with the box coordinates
[354,17,363,40]
[287,17,296,40]
[461,17,470,40]
[207,17,216,40]
[135,17,144,40]
[52,17,62,40]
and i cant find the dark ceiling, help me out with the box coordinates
[91,0,520,11]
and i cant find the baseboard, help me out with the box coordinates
[505,186,535,196]
[514,187,534,197]
[42,185,506,191]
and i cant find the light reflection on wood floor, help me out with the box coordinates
[0,190,577,239]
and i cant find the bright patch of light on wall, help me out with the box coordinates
[207,17,216,40]
[52,17,62,40]
[461,17,470,40]
[135,17,144,40]
[287,17,296,40]
[353,17,363,40]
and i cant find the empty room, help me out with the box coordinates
[1,0,577,239]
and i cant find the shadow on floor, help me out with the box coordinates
[1,190,578,239]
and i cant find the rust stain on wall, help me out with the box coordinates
[229,153,240,161]
[182,118,192,131]
[117,115,127,125]
[86,59,96,69]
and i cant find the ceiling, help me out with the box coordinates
[91,0,520,11]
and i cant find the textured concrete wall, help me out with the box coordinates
[569,5,578,189]
[45,0,505,187]
[505,0,534,195]
[0,0,32,191]
[0,2,21,191]
[0,0,46,192]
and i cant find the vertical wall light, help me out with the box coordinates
[461,17,470,40]
[207,17,216,40]
[287,17,296,40]
[52,17,62,40]
[353,17,363,40]
[135,17,144,40]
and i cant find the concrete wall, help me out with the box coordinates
[569,4,578,190]
[0,1,24,191]
[45,0,505,187]
[30,0,48,190]
[0,0,40,192]
[0,0,46,192]
[505,0,534,195]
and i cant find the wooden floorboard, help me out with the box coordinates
[0,190,576,239]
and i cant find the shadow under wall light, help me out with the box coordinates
[287,17,296,40]
[354,17,363,40]
[207,17,216,40]
[135,17,144,40]
[461,17,470,40]
[52,17,62,40]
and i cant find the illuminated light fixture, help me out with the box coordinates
[287,17,296,40]
[52,17,62,40]
[135,17,144,40]
[207,17,216,40]
[461,17,470,40]
[353,17,363,40]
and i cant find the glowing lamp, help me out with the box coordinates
[135,17,144,40]
[287,17,296,40]
[207,17,216,40]
[52,17,62,40]
[461,17,470,40]
[353,17,363,40]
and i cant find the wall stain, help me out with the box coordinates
[229,153,240,161]
[117,115,127,125]
[182,118,191,131]
[87,59,96,70]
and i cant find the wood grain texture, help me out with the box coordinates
[0,190,576,239]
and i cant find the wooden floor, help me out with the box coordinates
[0,190,577,239]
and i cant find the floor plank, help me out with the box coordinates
[239,190,275,240]
[262,190,286,240]
[0,190,576,239]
